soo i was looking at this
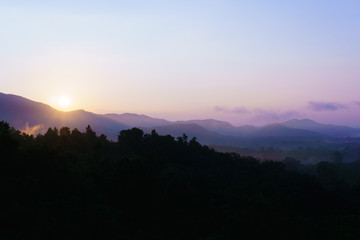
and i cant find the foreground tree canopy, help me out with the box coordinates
[1,121,360,239]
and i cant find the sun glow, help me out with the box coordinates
[58,96,71,109]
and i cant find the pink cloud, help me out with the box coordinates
[354,101,360,107]
[214,106,251,114]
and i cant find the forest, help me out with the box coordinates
[2,120,360,239]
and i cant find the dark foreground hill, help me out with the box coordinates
[2,121,360,239]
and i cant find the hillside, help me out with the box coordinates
[2,121,360,239]
[0,93,129,139]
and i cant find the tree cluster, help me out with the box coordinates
[1,121,360,239]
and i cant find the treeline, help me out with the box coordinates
[1,121,360,239]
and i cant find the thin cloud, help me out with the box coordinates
[308,101,346,111]
[214,106,251,114]
[214,106,226,112]
[232,107,251,114]
[353,101,360,107]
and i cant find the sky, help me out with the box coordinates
[1,0,360,126]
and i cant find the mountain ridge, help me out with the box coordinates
[104,113,171,127]
[1,92,360,141]
[282,119,360,137]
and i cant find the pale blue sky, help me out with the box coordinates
[1,1,359,126]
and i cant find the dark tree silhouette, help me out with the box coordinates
[1,121,360,239]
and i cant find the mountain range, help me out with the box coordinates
[1,92,360,145]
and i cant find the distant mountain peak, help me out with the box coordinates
[282,118,360,137]
[283,119,319,125]
[176,119,235,128]
[104,113,171,127]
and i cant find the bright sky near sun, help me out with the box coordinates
[1,0,360,126]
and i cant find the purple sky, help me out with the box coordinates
[1,1,359,126]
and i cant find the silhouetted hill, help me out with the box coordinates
[0,93,129,139]
[4,121,360,239]
[104,113,171,127]
[283,119,360,137]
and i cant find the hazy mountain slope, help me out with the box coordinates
[249,123,321,137]
[175,119,244,136]
[104,113,171,127]
[0,93,58,126]
[283,119,360,137]
[0,93,129,139]
[106,116,249,137]
[0,93,59,129]
[236,125,258,135]
[140,123,239,146]
[140,122,336,149]
[58,110,130,139]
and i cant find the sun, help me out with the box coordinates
[58,96,71,109]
